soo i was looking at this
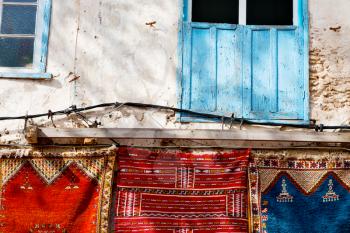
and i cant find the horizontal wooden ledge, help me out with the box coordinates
[37,128,350,144]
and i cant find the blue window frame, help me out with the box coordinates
[178,0,309,123]
[0,0,51,79]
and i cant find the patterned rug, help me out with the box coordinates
[0,149,115,233]
[249,155,350,233]
[113,147,250,233]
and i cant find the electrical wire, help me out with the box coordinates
[0,101,349,131]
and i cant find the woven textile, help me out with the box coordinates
[0,151,115,233]
[114,147,250,233]
[249,156,350,233]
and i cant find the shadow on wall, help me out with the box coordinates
[46,0,179,105]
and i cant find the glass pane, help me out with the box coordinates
[0,37,34,67]
[192,0,239,24]
[247,0,293,25]
[3,0,37,2]
[1,5,37,34]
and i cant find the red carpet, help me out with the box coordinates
[0,154,115,233]
[114,148,250,233]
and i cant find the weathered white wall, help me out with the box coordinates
[0,0,349,143]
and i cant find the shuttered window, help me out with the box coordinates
[0,0,52,79]
[180,0,309,123]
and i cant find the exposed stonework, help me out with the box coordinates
[309,0,350,125]
[310,48,350,123]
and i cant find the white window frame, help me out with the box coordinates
[0,0,51,79]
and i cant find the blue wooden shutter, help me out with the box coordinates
[242,0,308,122]
[242,26,306,121]
[180,0,309,122]
[181,22,244,120]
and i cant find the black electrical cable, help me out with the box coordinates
[0,101,349,131]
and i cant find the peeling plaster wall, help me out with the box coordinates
[0,0,349,143]
[309,0,350,125]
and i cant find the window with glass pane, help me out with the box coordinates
[192,0,239,24]
[0,0,37,68]
[247,0,293,25]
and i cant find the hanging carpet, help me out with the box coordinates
[0,149,115,233]
[249,155,350,233]
[114,147,250,233]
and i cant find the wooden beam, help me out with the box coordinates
[38,128,350,143]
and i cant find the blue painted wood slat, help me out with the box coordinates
[190,26,216,112]
[216,26,243,117]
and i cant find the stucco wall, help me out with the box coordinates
[0,0,349,143]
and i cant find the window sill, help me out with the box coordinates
[0,72,52,79]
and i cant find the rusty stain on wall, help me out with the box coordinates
[146,21,157,27]
[329,26,341,32]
